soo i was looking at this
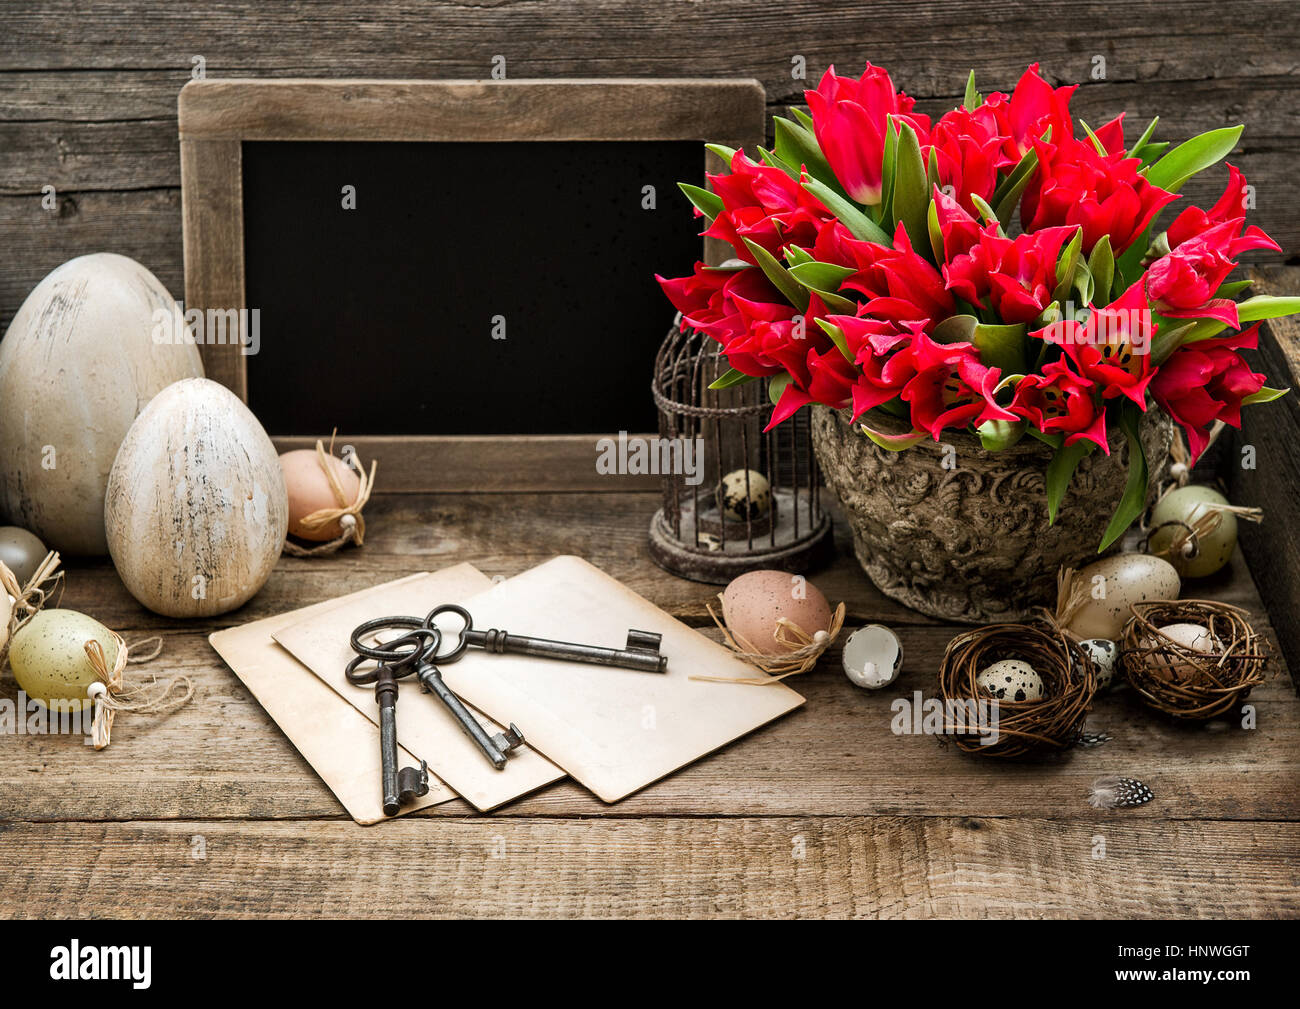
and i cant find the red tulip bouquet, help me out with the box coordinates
[658,63,1296,549]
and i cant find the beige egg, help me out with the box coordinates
[105,378,287,617]
[722,569,832,655]
[280,450,361,541]
[1065,554,1181,640]
[9,609,118,710]
[1142,622,1221,682]
[0,253,204,554]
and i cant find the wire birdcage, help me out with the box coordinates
[648,322,834,583]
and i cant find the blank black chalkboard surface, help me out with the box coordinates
[178,79,765,490]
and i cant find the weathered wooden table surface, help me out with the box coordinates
[0,491,1296,919]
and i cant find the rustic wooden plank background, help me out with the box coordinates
[1,0,1298,919]
[2,0,1298,333]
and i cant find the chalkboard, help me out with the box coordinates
[178,79,764,489]
[241,139,699,436]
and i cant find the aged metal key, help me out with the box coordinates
[425,604,668,674]
[345,629,432,815]
[350,617,526,772]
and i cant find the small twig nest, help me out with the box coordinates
[938,619,1096,758]
[1120,600,1267,721]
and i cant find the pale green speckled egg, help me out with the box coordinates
[9,609,118,710]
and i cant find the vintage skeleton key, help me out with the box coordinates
[424,604,668,674]
[345,629,432,815]
[350,617,525,771]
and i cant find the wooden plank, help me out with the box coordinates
[4,1,1299,93]
[39,492,1283,633]
[179,137,245,394]
[0,817,1294,918]
[1226,267,1300,687]
[178,78,764,144]
[2,617,1294,823]
[272,435,661,493]
[0,189,182,333]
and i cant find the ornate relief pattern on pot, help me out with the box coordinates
[811,405,1174,623]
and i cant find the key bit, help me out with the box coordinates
[397,759,430,806]
[491,723,525,755]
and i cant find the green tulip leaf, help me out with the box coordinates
[741,237,809,312]
[1052,227,1084,305]
[802,177,893,245]
[933,314,1028,373]
[1045,439,1096,524]
[704,143,737,165]
[709,368,759,391]
[1097,404,1148,552]
[1127,117,1159,159]
[1144,125,1243,194]
[678,182,723,222]
[815,317,855,364]
[1087,235,1115,306]
[773,116,849,202]
[1242,385,1289,406]
[892,122,930,251]
[963,70,981,111]
[860,419,928,451]
[767,372,793,407]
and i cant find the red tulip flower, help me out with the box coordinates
[944,224,1079,324]
[806,64,931,206]
[896,330,1017,439]
[657,265,781,360]
[1009,360,1109,452]
[1022,136,1178,255]
[1037,283,1156,408]
[704,151,831,264]
[1165,164,1277,251]
[1151,326,1269,462]
[927,105,1016,214]
[931,186,985,263]
[992,63,1077,158]
[843,224,955,330]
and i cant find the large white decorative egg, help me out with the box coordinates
[0,253,204,554]
[105,378,287,617]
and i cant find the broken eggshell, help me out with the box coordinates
[841,624,903,689]
[1077,638,1119,691]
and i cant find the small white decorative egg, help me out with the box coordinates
[717,469,771,522]
[1142,622,1222,682]
[1077,638,1119,691]
[842,624,903,689]
[976,659,1044,702]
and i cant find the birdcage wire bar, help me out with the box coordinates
[648,322,833,583]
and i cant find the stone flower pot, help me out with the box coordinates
[811,405,1174,623]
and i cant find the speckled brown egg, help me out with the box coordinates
[721,569,832,655]
[280,449,361,541]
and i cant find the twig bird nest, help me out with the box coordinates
[1120,600,1267,720]
[938,619,1097,758]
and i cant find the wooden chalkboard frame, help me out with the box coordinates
[177,78,765,491]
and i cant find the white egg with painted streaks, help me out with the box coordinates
[1065,553,1181,641]
[0,253,204,554]
[105,377,287,617]
[976,659,1044,702]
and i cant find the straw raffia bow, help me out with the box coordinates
[696,596,846,685]
[84,632,192,750]
[283,435,377,557]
